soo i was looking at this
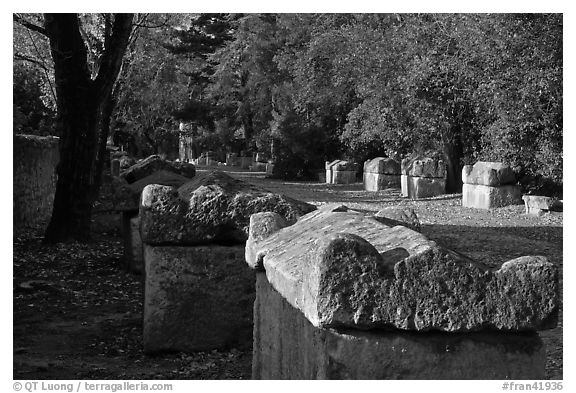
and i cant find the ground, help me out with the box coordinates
[13,167,563,380]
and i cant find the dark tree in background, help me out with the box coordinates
[43,13,134,243]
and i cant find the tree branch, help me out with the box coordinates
[14,52,50,71]
[132,14,171,29]
[94,13,134,97]
[14,14,48,36]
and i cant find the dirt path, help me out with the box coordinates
[13,168,562,379]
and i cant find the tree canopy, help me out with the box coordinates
[14,13,563,242]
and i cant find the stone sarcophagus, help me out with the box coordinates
[245,205,558,379]
[401,156,446,199]
[522,195,562,216]
[112,158,196,273]
[462,161,522,209]
[120,154,196,184]
[363,157,401,191]
[139,171,316,354]
[325,160,358,184]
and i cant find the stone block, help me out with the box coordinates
[121,212,143,273]
[364,157,401,175]
[246,208,558,332]
[143,245,254,353]
[462,161,516,186]
[401,175,446,199]
[121,155,195,184]
[252,273,546,380]
[331,170,356,184]
[140,171,316,246]
[112,170,190,212]
[463,183,522,209]
[266,163,275,175]
[249,162,267,172]
[326,160,358,184]
[364,172,401,191]
[401,156,446,178]
[119,156,136,170]
[522,195,562,215]
[374,206,421,232]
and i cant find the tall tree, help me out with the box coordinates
[42,13,134,243]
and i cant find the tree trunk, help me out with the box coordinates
[43,13,133,243]
[442,124,464,193]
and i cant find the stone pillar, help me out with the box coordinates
[121,211,143,273]
[363,157,401,191]
[462,162,522,209]
[401,156,446,199]
[111,159,121,177]
[245,207,558,380]
[325,160,337,184]
[139,171,316,353]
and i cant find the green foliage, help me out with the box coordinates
[13,64,56,135]
[14,13,562,194]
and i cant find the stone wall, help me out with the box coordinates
[13,134,60,231]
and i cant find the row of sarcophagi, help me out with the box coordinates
[109,157,559,379]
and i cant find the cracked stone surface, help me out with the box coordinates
[245,207,558,332]
[401,156,446,178]
[364,157,401,175]
[120,155,196,184]
[140,170,316,246]
[462,161,516,186]
[112,170,191,212]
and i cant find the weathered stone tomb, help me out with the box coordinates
[462,161,522,209]
[325,160,358,184]
[112,155,196,272]
[139,170,315,353]
[401,156,446,199]
[245,206,558,379]
[363,157,401,191]
[522,195,562,216]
